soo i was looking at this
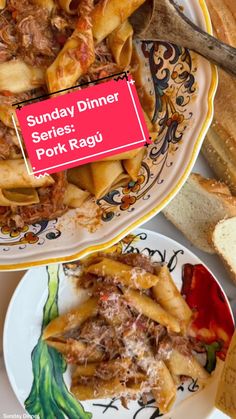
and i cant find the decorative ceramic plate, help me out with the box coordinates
[0,1,217,270]
[4,229,234,419]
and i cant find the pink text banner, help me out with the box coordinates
[15,75,150,177]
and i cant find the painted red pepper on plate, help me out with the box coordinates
[182,264,234,361]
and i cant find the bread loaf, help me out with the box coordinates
[202,0,236,194]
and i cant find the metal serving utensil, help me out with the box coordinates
[130,0,236,76]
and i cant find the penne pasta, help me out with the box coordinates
[46,338,86,354]
[0,0,155,228]
[126,382,144,392]
[72,349,104,364]
[131,44,156,120]
[166,349,210,383]
[46,338,104,363]
[0,60,45,94]
[0,160,54,189]
[72,358,131,382]
[99,149,142,162]
[9,148,23,160]
[152,360,177,414]
[71,377,125,400]
[143,111,158,137]
[46,0,95,92]
[129,0,154,35]
[0,0,6,9]
[124,289,181,333]
[91,0,146,44]
[153,265,192,330]
[32,0,55,12]
[123,148,146,181]
[5,131,20,148]
[139,110,156,142]
[108,20,134,68]
[72,363,99,379]
[43,252,215,412]
[90,161,125,199]
[85,257,160,289]
[126,372,147,385]
[0,188,39,206]
[109,172,131,191]
[67,164,94,195]
[0,105,16,129]
[42,297,98,339]
[63,183,90,208]
[58,0,79,14]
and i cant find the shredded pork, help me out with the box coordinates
[0,172,68,227]
[0,0,121,227]
[57,254,207,407]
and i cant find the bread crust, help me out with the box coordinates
[202,131,236,195]
[203,0,236,194]
[206,0,236,44]
[212,218,236,284]
[190,174,236,207]
[163,174,236,254]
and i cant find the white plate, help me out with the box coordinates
[0,0,217,270]
[4,229,234,419]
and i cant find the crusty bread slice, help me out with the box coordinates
[212,217,236,283]
[163,173,236,253]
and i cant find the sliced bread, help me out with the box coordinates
[212,217,236,283]
[162,173,236,253]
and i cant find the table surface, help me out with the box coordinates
[0,154,235,418]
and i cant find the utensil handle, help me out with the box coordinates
[174,2,236,76]
[138,0,236,76]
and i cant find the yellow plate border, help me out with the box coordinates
[1,0,218,271]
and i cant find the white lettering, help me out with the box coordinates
[113,92,119,102]
[69,138,79,150]
[46,148,54,157]
[79,138,87,147]
[36,148,45,160]
[77,100,87,112]
[77,93,119,113]
[32,132,41,143]
[28,107,74,126]
[64,125,72,134]
[55,143,67,154]
[66,106,74,118]
[31,125,73,143]
[77,131,103,149]
[57,127,64,136]
[27,115,36,127]
[36,143,67,160]
[51,107,60,119]
[96,131,103,143]
[107,94,115,103]
[86,136,95,147]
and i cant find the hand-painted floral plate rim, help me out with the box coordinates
[4,229,234,419]
[0,0,217,271]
